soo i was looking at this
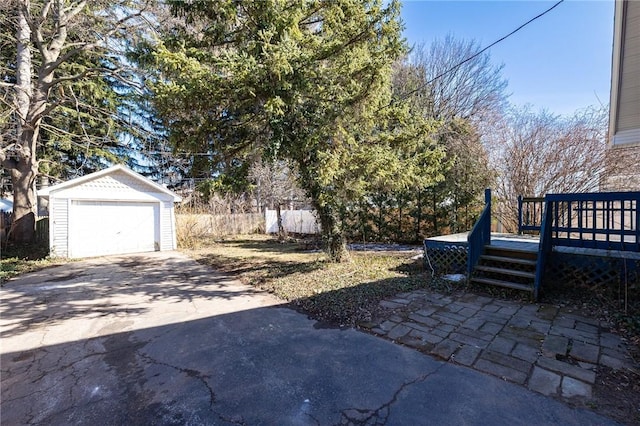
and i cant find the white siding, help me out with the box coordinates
[51,198,69,257]
[52,170,174,202]
[160,201,177,250]
[616,1,640,134]
[46,166,180,258]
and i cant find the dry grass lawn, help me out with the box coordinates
[183,234,430,326]
[0,242,67,284]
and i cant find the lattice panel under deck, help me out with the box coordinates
[424,243,468,275]
[545,252,640,288]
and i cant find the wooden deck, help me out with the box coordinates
[425,191,639,298]
[426,233,540,252]
[425,232,640,259]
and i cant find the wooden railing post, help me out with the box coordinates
[517,195,523,234]
[636,197,640,251]
[484,188,491,245]
[467,188,492,277]
[533,196,554,301]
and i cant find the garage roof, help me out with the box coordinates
[38,165,182,202]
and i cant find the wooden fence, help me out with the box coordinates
[176,213,265,241]
[1,213,48,243]
[36,217,49,243]
[0,211,10,242]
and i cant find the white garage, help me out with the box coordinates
[39,165,181,258]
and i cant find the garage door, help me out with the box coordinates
[70,201,158,258]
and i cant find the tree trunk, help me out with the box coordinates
[432,191,438,235]
[10,160,37,242]
[377,195,384,241]
[312,199,349,262]
[415,189,422,242]
[9,0,37,243]
[295,157,349,263]
[10,86,49,242]
[397,198,403,242]
[276,203,287,241]
[359,200,367,244]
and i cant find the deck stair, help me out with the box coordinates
[470,245,537,294]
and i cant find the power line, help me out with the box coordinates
[387,0,565,108]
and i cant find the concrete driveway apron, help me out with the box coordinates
[0,251,619,425]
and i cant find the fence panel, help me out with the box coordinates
[265,209,320,234]
[1,214,49,243]
[36,217,49,243]
[176,213,265,238]
[1,211,11,242]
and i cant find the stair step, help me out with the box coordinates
[475,265,536,279]
[480,255,537,267]
[470,277,534,292]
[484,246,538,260]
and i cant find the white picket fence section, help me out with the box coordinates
[265,209,320,234]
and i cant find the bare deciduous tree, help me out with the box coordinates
[488,105,608,231]
[392,35,505,234]
[602,145,640,191]
[396,35,508,126]
[248,159,306,239]
[0,0,154,242]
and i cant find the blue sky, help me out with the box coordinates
[400,0,615,116]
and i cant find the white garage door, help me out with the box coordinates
[70,201,158,258]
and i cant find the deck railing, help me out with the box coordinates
[518,191,640,252]
[546,192,639,251]
[533,203,553,300]
[467,189,492,276]
[518,196,545,234]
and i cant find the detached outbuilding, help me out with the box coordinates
[39,165,181,258]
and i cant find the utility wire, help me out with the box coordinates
[386,0,565,109]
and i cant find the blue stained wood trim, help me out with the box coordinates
[467,189,492,276]
[548,192,639,252]
[545,192,638,202]
[517,196,545,234]
[518,191,639,253]
[534,199,553,301]
[550,238,639,251]
[484,189,491,242]
[518,195,523,233]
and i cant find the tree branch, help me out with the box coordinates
[40,0,55,21]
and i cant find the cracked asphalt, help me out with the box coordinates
[0,251,619,425]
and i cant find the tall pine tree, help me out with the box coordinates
[148,0,445,260]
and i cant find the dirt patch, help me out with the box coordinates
[591,366,640,424]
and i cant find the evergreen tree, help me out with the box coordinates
[149,0,445,260]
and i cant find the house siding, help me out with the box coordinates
[616,1,640,135]
[50,198,69,257]
[605,0,640,190]
[160,201,177,250]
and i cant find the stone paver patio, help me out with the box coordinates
[361,290,636,400]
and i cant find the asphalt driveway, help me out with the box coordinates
[0,251,618,425]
